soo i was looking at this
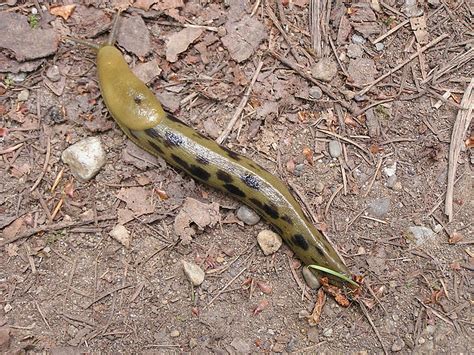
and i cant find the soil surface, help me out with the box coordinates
[0,0,472,353]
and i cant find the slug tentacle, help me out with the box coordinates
[93,43,352,286]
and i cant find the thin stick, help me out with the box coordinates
[204,267,247,309]
[30,136,51,192]
[35,301,52,330]
[357,34,449,96]
[83,284,133,309]
[325,184,343,217]
[0,215,117,247]
[364,157,383,197]
[266,3,299,61]
[317,128,372,164]
[217,60,263,144]
[358,301,388,354]
[445,78,473,221]
[372,19,410,44]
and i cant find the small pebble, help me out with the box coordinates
[354,94,368,102]
[322,328,333,337]
[61,137,106,181]
[17,89,29,102]
[236,205,260,225]
[375,42,384,51]
[383,160,397,177]
[7,0,17,6]
[302,267,321,289]
[328,140,342,158]
[386,175,397,189]
[308,86,322,99]
[257,230,282,256]
[46,65,61,82]
[352,34,366,44]
[406,226,435,246]
[109,225,131,248]
[294,163,305,177]
[314,181,324,193]
[433,224,443,233]
[310,58,337,82]
[182,260,205,286]
[8,73,26,83]
[427,0,440,6]
[368,197,391,218]
[347,43,363,58]
[170,330,180,338]
[298,309,310,319]
[391,338,405,352]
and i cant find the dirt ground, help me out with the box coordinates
[0,0,472,353]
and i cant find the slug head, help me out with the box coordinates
[97,45,166,130]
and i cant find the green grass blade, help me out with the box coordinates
[308,265,359,287]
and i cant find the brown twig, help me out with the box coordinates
[266,3,299,62]
[364,157,383,197]
[445,78,473,221]
[30,136,51,192]
[0,215,117,247]
[83,284,133,309]
[217,60,263,144]
[358,301,388,354]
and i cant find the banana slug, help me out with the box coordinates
[75,22,352,286]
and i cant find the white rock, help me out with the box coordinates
[109,224,131,248]
[257,230,282,256]
[182,260,205,286]
[17,89,29,102]
[62,137,106,181]
[383,160,397,177]
[302,267,321,289]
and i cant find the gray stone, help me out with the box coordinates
[368,197,391,218]
[294,163,305,177]
[352,34,366,44]
[61,137,106,181]
[182,260,205,286]
[322,328,333,337]
[170,329,180,338]
[375,42,384,51]
[230,338,250,353]
[46,65,61,82]
[311,58,338,82]
[328,140,342,158]
[302,267,321,289]
[236,205,260,225]
[406,226,435,246]
[391,338,405,352]
[309,86,323,99]
[257,230,282,256]
[17,89,29,101]
[347,43,363,58]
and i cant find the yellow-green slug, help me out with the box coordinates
[72,16,352,286]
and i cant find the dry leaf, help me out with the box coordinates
[320,277,350,307]
[50,5,76,20]
[109,224,131,248]
[303,147,314,165]
[286,159,295,174]
[256,281,272,295]
[134,0,159,10]
[64,180,74,198]
[253,298,269,315]
[155,188,169,200]
[166,27,203,62]
[308,288,326,326]
[448,231,464,244]
[2,217,25,240]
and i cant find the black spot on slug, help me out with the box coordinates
[189,165,211,181]
[221,145,241,160]
[165,131,184,146]
[293,234,309,250]
[223,184,246,197]
[272,225,283,235]
[145,128,161,138]
[149,141,164,155]
[241,174,260,189]
[171,154,189,170]
[314,245,325,256]
[196,155,209,165]
[216,170,233,183]
[249,198,264,210]
[263,203,279,219]
[134,95,143,104]
[281,214,293,225]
